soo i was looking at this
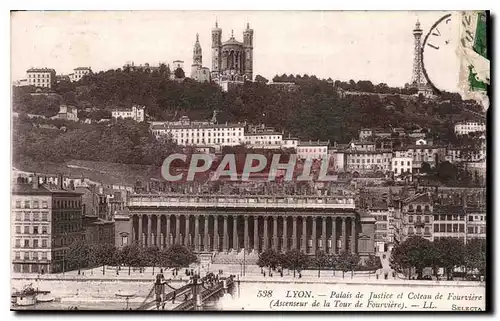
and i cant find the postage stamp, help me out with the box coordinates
[11,11,488,312]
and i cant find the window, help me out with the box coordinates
[33,213,39,221]
[409,205,414,212]
[468,227,474,234]
[33,239,39,248]
[424,227,430,234]
[24,226,29,234]
[24,201,30,209]
[434,224,439,232]
[425,216,430,223]
[459,225,464,232]
[15,201,21,208]
[42,239,47,247]
[408,216,413,223]
[33,200,39,208]
[447,215,453,221]
[15,239,20,247]
[416,205,422,212]
[41,252,47,260]
[24,212,30,221]
[24,239,29,248]
[23,252,29,260]
[42,213,48,221]
[15,213,21,221]
[15,252,20,259]
[434,215,439,221]
[42,226,47,234]
[453,224,458,233]
[446,224,452,232]
[33,226,39,234]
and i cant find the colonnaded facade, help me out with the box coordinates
[115,194,376,256]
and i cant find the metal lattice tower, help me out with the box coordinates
[411,20,427,87]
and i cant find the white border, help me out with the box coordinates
[2,1,498,320]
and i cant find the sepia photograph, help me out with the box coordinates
[10,10,489,312]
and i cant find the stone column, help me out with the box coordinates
[322,216,327,252]
[273,216,278,251]
[282,217,288,253]
[263,216,269,250]
[166,215,171,248]
[195,215,200,252]
[138,214,143,246]
[253,216,259,251]
[184,215,190,247]
[302,216,307,253]
[244,216,249,251]
[223,215,228,252]
[214,215,219,251]
[204,216,209,251]
[156,215,161,247]
[146,216,152,247]
[233,216,238,251]
[342,217,347,252]
[351,217,356,254]
[331,217,336,254]
[129,215,134,245]
[292,217,297,250]
[175,215,180,245]
[312,216,317,254]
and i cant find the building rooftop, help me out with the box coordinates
[404,192,432,204]
[12,183,82,196]
[74,67,91,70]
[27,68,56,73]
[151,122,244,130]
[297,141,330,147]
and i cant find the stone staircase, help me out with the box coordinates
[212,250,259,265]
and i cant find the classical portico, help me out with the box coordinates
[123,194,375,256]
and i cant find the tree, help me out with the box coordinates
[144,246,161,275]
[390,236,433,279]
[433,237,465,280]
[313,250,329,277]
[258,249,280,274]
[329,255,338,276]
[364,255,380,270]
[283,249,308,278]
[89,243,117,275]
[421,162,432,174]
[119,244,139,275]
[255,75,269,84]
[464,238,486,277]
[66,239,90,274]
[174,68,185,79]
[164,244,197,268]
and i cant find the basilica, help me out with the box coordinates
[190,21,254,91]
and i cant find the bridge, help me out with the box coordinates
[137,274,235,311]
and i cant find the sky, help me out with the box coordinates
[11,11,460,91]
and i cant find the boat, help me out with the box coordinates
[36,294,55,303]
[11,284,51,307]
[115,292,135,298]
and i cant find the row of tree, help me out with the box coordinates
[390,236,486,280]
[257,249,380,278]
[66,241,198,275]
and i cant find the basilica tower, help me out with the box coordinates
[211,21,222,75]
[243,22,254,81]
[193,33,202,66]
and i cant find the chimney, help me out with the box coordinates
[32,175,39,189]
[57,174,64,190]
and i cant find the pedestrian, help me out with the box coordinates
[172,291,176,304]
[280,271,283,277]
[263,271,266,277]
